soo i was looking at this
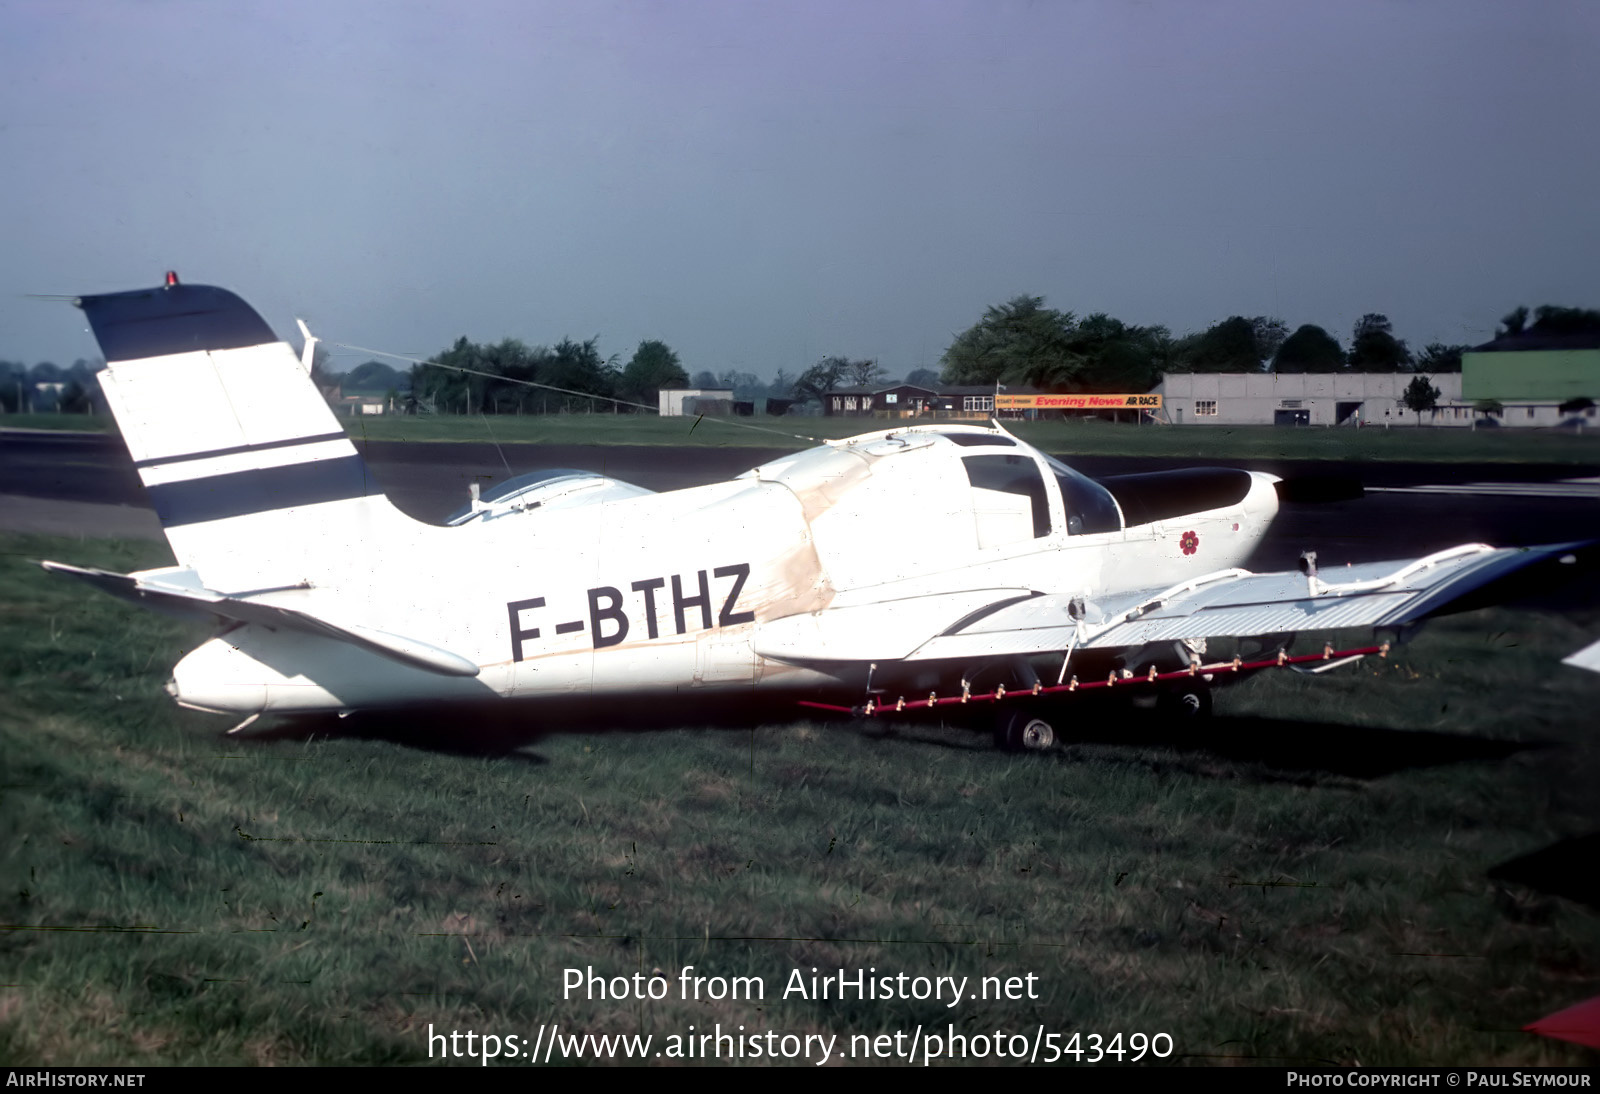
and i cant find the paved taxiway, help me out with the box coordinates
[3,430,1597,573]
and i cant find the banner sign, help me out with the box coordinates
[995,393,1162,410]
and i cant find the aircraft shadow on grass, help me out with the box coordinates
[243,701,1594,922]
[1048,713,1543,781]
[244,694,830,761]
[1489,832,1600,913]
[871,711,1542,783]
[240,698,1542,783]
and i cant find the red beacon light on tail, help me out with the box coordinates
[164,271,180,287]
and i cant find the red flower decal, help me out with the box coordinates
[1180,530,1199,555]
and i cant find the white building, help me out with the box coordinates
[337,395,389,416]
[1152,372,1584,428]
[659,388,735,416]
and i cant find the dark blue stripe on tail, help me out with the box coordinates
[77,283,277,361]
[145,456,373,527]
[132,432,350,470]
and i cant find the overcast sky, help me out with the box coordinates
[2,0,1596,379]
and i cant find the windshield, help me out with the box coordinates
[1043,454,1122,534]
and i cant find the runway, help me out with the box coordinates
[3,429,1597,573]
[1367,477,1600,499]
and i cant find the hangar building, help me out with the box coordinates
[1155,367,1596,428]
[1462,329,1600,410]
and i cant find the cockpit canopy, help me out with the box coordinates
[1041,453,1122,536]
[743,425,1126,588]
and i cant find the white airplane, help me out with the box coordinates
[43,276,1589,747]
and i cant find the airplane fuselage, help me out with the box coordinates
[52,281,1574,735]
[167,427,1281,715]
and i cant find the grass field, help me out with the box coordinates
[8,409,1600,464]
[2,531,1599,1066]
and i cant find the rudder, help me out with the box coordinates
[79,278,417,592]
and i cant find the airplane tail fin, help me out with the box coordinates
[78,276,418,591]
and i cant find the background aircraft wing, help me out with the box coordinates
[759,542,1590,665]
[1563,638,1600,673]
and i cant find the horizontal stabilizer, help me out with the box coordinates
[40,560,480,678]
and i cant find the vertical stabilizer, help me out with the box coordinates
[78,279,417,592]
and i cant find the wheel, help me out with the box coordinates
[994,709,1057,752]
[1156,682,1213,721]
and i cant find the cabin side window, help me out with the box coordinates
[962,453,1050,548]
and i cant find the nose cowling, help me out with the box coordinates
[1245,470,1282,523]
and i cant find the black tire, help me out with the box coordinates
[993,709,1058,752]
[1156,682,1213,721]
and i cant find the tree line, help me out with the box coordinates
[5,302,1594,417]
[0,359,103,413]
[934,298,1600,395]
[395,336,804,415]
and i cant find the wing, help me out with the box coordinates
[756,542,1591,665]
[40,560,480,677]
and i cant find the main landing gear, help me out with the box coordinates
[1154,680,1213,721]
[993,708,1058,752]
[990,677,1213,753]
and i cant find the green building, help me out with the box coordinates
[1463,330,1600,412]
